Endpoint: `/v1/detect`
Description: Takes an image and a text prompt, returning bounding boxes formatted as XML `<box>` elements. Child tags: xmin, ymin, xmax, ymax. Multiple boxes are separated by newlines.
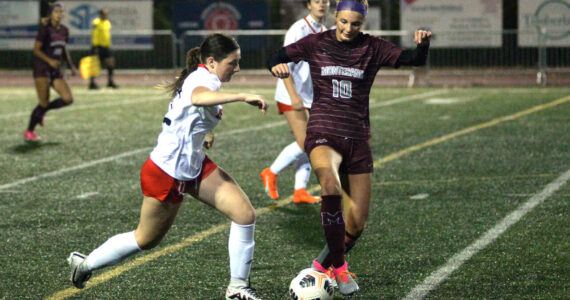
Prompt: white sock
<box><xmin>84</xmin><ymin>230</ymin><xmax>142</xmax><ymax>271</ymax></box>
<box><xmin>270</xmin><ymin>142</ymin><xmax>304</xmax><ymax>175</ymax></box>
<box><xmin>294</xmin><ymin>154</ymin><xmax>311</xmax><ymax>190</ymax></box>
<box><xmin>228</xmin><ymin>222</ymin><xmax>255</xmax><ymax>287</ymax></box>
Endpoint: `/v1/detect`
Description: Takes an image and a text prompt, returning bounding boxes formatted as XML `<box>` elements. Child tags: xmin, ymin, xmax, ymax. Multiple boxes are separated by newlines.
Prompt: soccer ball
<box><xmin>289</xmin><ymin>268</ymin><xmax>334</xmax><ymax>300</ymax></box>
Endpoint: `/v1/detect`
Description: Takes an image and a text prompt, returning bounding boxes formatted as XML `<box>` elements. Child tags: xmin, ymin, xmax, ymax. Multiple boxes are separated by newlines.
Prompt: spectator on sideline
<box><xmin>259</xmin><ymin>0</ymin><xmax>330</xmax><ymax>204</ymax></box>
<box><xmin>89</xmin><ymin>8</ymin><xmax>118</xmax><ymax>89</ymax></box>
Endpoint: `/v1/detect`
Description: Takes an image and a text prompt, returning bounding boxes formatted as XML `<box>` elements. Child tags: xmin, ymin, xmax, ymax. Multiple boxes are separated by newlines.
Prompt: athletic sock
<box><xmin>294</xmin><ymin>154</ymin><xmax>311</xmax><ymax>190</ymax></box>
<box><xmin>27</xmin><ymin>105</ymin><xmax>46</xmax><ymax>131</ymax></box>
<box><xmin>317</xmin><ymin>232</ymin><xmax>360</xmax><ymax>269</ymax></box>
<box><xmin>270</xmin><ymin>141</ymin><xmax>304</xmax><ymax>175</ymax></box>
<box><xmin>228</xmin><ymin>222</ymin><xmax>255</xmax><ymax>287</ymax></box>
<box><xmin>84</xmin><ymin>231</ymin><xmax>142</xmax><ymax>271</ymax></box>
<box><xmin>108</xmin><ymin>68</ymin><xmax>114</xmax><ymax>84</ymax></box>
<box><xmin>47</xmin><ymin>98</ymin><xmax>70</xmax><ymax>110</ymax></box>
<box><xmin>321</xmin><ymin>195</ymin><xmax>345</xmax><ymax>268</ymax></box>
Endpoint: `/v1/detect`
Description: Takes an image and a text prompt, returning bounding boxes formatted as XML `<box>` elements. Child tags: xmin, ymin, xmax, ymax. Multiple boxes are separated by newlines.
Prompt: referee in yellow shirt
<box><xmin>89</xmin><ymin>9</ymin><xmax>118</xmax><ymax>89</ymax></box>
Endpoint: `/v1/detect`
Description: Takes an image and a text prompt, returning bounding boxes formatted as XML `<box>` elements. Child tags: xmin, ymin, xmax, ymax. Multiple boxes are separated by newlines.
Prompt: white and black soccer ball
<box><xmin>289</xmin><ymin>268</ymin><xmax>334</xmax><ymax>300</ymax></box>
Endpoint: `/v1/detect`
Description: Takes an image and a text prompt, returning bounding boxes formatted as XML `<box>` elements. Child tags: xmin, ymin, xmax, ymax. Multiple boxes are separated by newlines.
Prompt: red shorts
<box><xmin>277</xmin><ymin>102</ymin><xmax>309</xmax><ymax>114</ymax></box>
<box><xmin>140</xmin><ymin>156</ymin><xmax>218</xmax><ymax>203</ymax></box>
<box><xmin>304</xmin><ymin>132</ymin><xmax>373</xmax><ymax>174</ymax></box>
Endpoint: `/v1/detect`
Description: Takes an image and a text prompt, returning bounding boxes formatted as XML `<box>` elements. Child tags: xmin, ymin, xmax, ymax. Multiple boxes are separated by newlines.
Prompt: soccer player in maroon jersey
<box><xmin>25</xmin><ymin>2</ymin><xmax>78</xmax><ymax>141</ymax></box>
<box><xmin>267</xmin><ymin>0</ymin><xmax>431</xmax><ymax>295</ymax></box>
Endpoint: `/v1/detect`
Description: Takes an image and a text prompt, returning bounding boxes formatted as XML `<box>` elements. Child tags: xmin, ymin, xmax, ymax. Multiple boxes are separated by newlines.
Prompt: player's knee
<box><xmin>319</xmin><ymin>176</ymin><xmax>341</xmax><ymax>195</ymax></box>
<box><xmin>232</xmin><ymin>201</ymin><xmax>256</xmax><ymax>225</ymax></box>
<box><xmin>63</xmin><ymin>97</ymin><xmax>74</xmax><ymax>105</ymax></box>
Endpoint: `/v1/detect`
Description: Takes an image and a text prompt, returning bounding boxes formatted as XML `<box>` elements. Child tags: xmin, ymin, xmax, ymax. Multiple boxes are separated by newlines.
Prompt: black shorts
<box><xmin>91</xmin><ymin>46</ymin><xmax>113</xmax><ymax>61</ymax></box>
<box><xmin>33</xmin><ymin>61</ymin><xmax>63</xmax><ymax>81</ymax></box>
<box><xmin>304</xmin><ymin>132</ymin><xmax>373</xmax><ymax>174</ymax></box>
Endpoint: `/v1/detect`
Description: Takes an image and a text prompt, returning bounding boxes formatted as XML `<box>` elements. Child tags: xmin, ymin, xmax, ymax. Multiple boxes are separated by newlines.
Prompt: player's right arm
<box><xmin>33</xmin><ymin>41</ymin><xmax>59</xmax><ymax>69</ymax></box>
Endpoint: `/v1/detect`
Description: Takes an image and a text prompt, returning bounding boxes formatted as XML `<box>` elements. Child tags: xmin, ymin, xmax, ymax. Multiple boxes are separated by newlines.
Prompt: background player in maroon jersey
<box><xmin>26</xmin><ymin>2</ymin><xmax>77</xmax><ymax>141</ymax></box>
<box><xmin>267</xmin><ymin>0</ymin><xmax>431</xmax><ymax>295</ymax></box>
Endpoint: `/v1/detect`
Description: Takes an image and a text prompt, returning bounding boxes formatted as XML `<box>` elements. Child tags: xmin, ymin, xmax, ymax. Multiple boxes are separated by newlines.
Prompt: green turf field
<box><xmin>0</xmin><ymin>86</ymin><xmax>568</xmax><ymax>299</ymax></box>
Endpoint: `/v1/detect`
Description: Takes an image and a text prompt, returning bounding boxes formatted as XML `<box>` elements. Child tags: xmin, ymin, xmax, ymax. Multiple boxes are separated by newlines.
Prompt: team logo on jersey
<box><xmin>315</xmin><ymin>138</ymin><xmax>328</xmax><ymax>144</ymax></box>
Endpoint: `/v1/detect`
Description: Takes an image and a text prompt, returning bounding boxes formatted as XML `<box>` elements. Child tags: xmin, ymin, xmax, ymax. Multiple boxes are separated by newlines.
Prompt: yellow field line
<box><xmin>45</xmin><ymin>94</ymin><xmax>569</xmax><ymax>300</ymax></box>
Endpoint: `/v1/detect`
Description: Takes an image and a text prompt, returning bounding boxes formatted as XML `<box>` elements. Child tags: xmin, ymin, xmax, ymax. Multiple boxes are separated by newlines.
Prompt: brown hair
<box><xmin>167</xmin><ymin>33</ymin><xmax>239</xmax><ymax>98</ymax></box>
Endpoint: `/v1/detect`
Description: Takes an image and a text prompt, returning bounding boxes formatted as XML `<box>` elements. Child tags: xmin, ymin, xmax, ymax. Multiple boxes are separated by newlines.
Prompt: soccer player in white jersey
<box><xmin>67</xmin><ymin>33</ymin><xmax>268</xmax><ymax>300</ymax></box>
<box><xmin>260</xmin><ymin>0</ymin><xmax>329</xmax><ymax>204</ymax></box>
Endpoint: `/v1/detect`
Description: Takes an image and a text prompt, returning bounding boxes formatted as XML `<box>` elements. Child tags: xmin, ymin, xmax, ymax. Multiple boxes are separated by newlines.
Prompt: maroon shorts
<box><xmin>304</xmin><ymin>132</ymin><xmax>373</xmax><ymax>174</ymax></box>
<box><xmin>33</xmin><ymin>62</ymin><xmax>63</xmax><ymax>81</ymax></box>
<box><xmin>140</xmin><ymin>156</ymin><xmax>218</xmax><ymax>203</ymax></box>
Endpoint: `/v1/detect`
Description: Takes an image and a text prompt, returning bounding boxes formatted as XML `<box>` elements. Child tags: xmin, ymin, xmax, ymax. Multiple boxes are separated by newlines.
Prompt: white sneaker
<box><xmin>67</xmin><ymin>252</ymin><xmax>92</xmax><ymax>289</ymax></box>
<box><xmin>336</xmin><ymin>270</ymin><xmax>359</xmax><ymax>296</ymax></box>
<box><xmin>225</xmin><ymin>285</ymin><xmax>263</xmax><ymax>300</ymax></box>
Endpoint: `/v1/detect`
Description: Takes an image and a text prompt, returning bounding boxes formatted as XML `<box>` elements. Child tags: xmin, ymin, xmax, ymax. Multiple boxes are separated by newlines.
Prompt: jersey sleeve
<box><xmin>373</xmin><ymin>37</ymin><xmax>404</xmax><ymax>68</ymax></box>
<box><xmin>35</xmin><ymin>26</ymin><xmax>48</xmax><ymax>44</ymax></box>
<box><xmin>284</xmin><ymin>34</ymin><xmax>315</xmax><ymax>64</ymax></box>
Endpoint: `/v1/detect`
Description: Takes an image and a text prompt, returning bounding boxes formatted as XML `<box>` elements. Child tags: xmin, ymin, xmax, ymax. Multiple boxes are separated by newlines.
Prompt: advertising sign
<box><xmin>59</xmin><ymin>0</ymin><xmax>153</xmax><ymax>50</ymax></box>
<box><xmin>519</xmin><ymin>0</ymin><xmax>570</xmax><ymax>47</ymax></box>
<box><xmin>400</xmin><ymin>0</ymin><xmax>502</xmax><ymax>48</ymax></box>
<box><xmin>0</xmin><ymin>1</ymin><xmax>39</xmax><ymax>50</ymax></box>
<box><xmin>174</xmin><ymin>0</ymin><xmax>269</xmax><ymax>35</ymax></box>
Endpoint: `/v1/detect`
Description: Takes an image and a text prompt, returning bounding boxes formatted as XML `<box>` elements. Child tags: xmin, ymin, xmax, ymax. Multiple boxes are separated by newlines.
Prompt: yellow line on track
<box><xmin>45</xmin><ymin>94</ymin><xmax>569</xmax><ymax>300</ymax></box>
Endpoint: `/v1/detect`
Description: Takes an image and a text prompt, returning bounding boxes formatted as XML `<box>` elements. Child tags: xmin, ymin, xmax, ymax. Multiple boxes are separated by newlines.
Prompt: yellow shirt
<box><xmin>92</xmin><ymin>18</ymin><xmax>112</xmax><ymax>48</ymax></box>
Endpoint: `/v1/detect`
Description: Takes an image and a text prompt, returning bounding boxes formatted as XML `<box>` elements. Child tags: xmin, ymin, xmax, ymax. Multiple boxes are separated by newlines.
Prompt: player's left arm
<box><xmin>396</xmin><ymin>30</ymin><xmax>432</xmax><ymax>67</ymax></box>
<box><xmin>63</xmin><ymin>46</ymin><xmax>78</xmax><ymax>76</ymax></box>
<box><xmin>267</xmin><ymin>47</ymin><xmax>292</xmax><ymax>78</ymax></box>
<box><xmin>203</xmin><ymin>131</ymin><xmax>214</xmax><ymax>149</ymax></box>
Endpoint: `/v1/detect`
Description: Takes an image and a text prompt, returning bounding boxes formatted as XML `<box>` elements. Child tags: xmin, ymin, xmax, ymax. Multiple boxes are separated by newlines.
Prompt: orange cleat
<box><xmin>260</xmin><ymin>168</ymin><xmax>279</xmax><ymax>200</ymax></box>
<box><xmin>293</xmin><ymin>188</ymin><xmax>321</xmax><ymax>204</ymax></box>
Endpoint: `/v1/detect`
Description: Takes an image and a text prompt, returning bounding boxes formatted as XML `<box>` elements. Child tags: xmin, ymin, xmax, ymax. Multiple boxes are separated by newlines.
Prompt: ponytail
<box><xmin>166</xmin><ymin>47</ymin><xmax>201</xmax><ymax>98</ymax></box>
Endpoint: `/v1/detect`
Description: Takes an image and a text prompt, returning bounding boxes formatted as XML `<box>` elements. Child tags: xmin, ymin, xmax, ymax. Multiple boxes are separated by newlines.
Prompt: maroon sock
<box><xmin>321</xmin><ymin>195</ymin><xmax>345</xmax><ymax>268</ymax></box>
<box><xmin>47</xmin><ymin>98</ymin><xmax>70</xmax><ymax>110</ymax></box>
<box><xmin>27</xmin><ymin>105</ymin><xmax>46</xmax><ymax>131</ymax></box>
<box><xmin>319</xmin><ymin>231</ymin><xmax>360</xmax><ymax>268</ymax></box>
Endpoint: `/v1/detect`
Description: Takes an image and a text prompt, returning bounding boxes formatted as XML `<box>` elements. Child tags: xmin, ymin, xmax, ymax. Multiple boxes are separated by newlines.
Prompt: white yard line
<box><xmin>402</xmin><ymin>168</ymin><xmax>570</xmax><ymax>300</ymax></box>
<box><xmin>0</xmin><ymin>91</ymin><xmax>445</xmax><ymax>191</ymax></box>
<box><xmin>370</xmin><ymin>89</ymin><xmax>448</xmax><ymax>108</ymax></box>
<box><xmin>0</xmin><ymin>95</ymin><xmax>166</xmax><ymax>120</ymax></box>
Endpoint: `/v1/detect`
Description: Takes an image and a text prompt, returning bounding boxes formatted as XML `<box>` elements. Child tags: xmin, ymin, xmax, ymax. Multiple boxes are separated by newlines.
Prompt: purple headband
<box><xmin>337</xmin><ymin>0</ymin><xmax>367</xmax><ymax>16</ymax></box>
<box><xmin>49</xmin><ymin>3</ymin><xmax>64</xmax><ymax>14</ymax></box>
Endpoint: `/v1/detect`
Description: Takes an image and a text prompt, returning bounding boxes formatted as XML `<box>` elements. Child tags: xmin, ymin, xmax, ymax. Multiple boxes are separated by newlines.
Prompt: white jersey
<box><xmin>275</xmin><ymin>14</ymin><xmax>326</xmax><ymax>108</ymax></box>
<box><xmin>150</xmin><ymin>66</ymin><xmax>222</xmax><ymax>181</ymax></box>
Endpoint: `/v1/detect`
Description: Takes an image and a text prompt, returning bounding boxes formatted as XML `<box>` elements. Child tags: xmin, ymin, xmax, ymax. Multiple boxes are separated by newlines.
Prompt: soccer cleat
<box><xmin>67</xmin><ymin>252</ymin><xmax>92</xmax><ymax>289</ymax></box>
<box><xmin>225</xmin><ymin>285</ymin><xmax>263</xmax><ymax>300</ymax></box>
<box><xmin>313</xmin><ymin>259</ymin><xmax>337</xmax><ymax>289</ymax></box>
<box><xmin>333</xmin><ymin>262</ymin><xmax>359</xmax><ymax>296</ymax></box>
<box><xmin>24</xmin><ymin>130</ymin><xmax>41</xmax><ymax>142</ymax></box>
<box><xmin>88</xmin><ymin>82</ymin><xmax>99</xmax><ymax>90</ymax></box>
<box><xmin>293</xmin><ymin>188</ymin><xmax>321</xmax><ymax>204</ymax></box>
<box><xmin>107</xmin><ymin>82</ymin><xmax>119</xmax><ymax>89</ymax></box>
<box><xmin>259</xmin><ymin>168</ymin><xmax>279</xmax><ymax>200</ymax></box>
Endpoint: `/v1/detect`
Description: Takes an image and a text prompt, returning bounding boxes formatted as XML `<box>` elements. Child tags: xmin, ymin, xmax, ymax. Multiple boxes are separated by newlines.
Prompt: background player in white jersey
<box><xmin>67</xmin><ymin>33</ymin><xmax>267</xmax><ymax>300</ymax></box>
<box><xmin>260</xmin><ymin>0</ymin><xmax>329</xmax><ymax>204</ymax></box>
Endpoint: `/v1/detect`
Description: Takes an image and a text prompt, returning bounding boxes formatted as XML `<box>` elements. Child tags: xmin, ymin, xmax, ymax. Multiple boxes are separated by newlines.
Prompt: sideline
<box><xmin>45</xmin><ymin>94</ymin><xmax>569</xmax><ymax>299</ymax></box>
<box><xmin>402</xmin><ymin>168</ymin><xmax>570</xmax><ymax>300</ymax></box>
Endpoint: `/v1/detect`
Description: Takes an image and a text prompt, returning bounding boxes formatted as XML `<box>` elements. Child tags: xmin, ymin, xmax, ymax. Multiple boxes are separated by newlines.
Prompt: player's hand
<box><xmin>414</xmin><ymin>30</ymin><xmax>432</xmax><ymax>47</ymax></box>
<box><xmin>48</xmin><ymin>59</ymin><xmax>60</xmax><ymax>69</ymax></box>
<box><xmin>271</xmin><ymin>63</ymin><xmax>290</xmax><ymax>78</ymax></box>
<box><xmin>203</xmin><ymin>131</ymin><xmax>214</xmax><ymax>149</ymax></box>
<box><xmin>242</xmin><ymin>94</ymin><xmax>268</xmax><ymax>114</ymax></box>
<box><xmin>291</xmin><ymin>96</ymin><xmax>304</xmax><ymax>111</ymax></box>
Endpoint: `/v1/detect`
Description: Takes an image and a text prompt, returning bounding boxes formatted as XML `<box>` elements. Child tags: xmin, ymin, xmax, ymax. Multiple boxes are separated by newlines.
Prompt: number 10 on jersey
<box><xmin>332</xmin><ymin>79</ymin><xmax>352</xmax><ymax>99</ymax></box>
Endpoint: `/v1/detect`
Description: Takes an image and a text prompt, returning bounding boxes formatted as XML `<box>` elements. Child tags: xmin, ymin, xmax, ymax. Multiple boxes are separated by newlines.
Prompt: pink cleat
<box><xmin>24</xmin><ymin>130</ymin><xmax>41</xmax><ymax>141</ymax></box>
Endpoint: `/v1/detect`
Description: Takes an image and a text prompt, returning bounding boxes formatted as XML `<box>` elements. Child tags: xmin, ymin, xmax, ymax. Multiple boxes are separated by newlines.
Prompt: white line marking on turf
<box><xmin>0</xmin><ymin>90</ymin><xmax>447</xmax><ymax>191</ymax></box>
<box><xmin>76</xmin><ymin>192</ymin><xmax>99</xmax><ymax>199</ymax></box>
<box><xmin>370</xmin><ymin>89</ymin><xmax>448</xmax><ymax>108</ymax></box>
<box><xmin>409</xmin><ymin>193</ymin><xmax>429</xmax><ymax>200</ymax></box>
<box><xmin>403</xmin><ymin>168</ymin><xmax>570</xmax><ymax>300</ymax></box>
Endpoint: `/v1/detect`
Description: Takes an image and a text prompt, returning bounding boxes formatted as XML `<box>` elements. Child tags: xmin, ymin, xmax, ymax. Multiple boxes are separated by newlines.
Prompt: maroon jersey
<box><xmin>35</xmin><ymin>23</ymin><xmax>69</xmax><ymax>63</ymax></box>
<box><xmin>285</xmin><ymin>30</ymin><xmax>403</xmax><ymax>140</ymax></box>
